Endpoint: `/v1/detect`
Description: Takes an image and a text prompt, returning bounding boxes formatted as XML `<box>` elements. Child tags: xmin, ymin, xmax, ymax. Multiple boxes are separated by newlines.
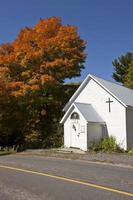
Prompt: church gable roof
<box><xmin>74</xmin><ymin>103</ymin><xmax>104</xmax><ymax>123</ymax></box>
<box><xmin>60</xmin><ymin>102</ymin><xmax>104</xmax><ymax>123</ymax></box>
<box><xmin>63</xmin><ymin>74</ymin><xmax>133</xmax><ymax>112</ymax></box>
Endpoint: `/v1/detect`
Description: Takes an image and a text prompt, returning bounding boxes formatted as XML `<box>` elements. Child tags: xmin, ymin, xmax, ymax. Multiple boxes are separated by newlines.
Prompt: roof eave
<box><xmin>87</xmin><ymin>121</ymin><xmax>106</xmax><ymax>124</ymax></box>
<box><xmin>63</xmin><ymin>74</ymin><xmax>91</xmax><ymax>112</ymax></box>
<box><xmin>60</xmin><ymin>104</ymin><xmax>74</xmax><ymax>124</ymax></box>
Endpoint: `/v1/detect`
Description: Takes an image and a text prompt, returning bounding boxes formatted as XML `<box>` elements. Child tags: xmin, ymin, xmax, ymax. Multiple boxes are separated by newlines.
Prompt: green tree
<box><xmin>0</xmin><ymin>97</ymin><xmax>28</xmax><ymax>147</ymax></box>
<box><xmin>112</xmin><ymin>52</ymin><xmax>133</xmax><ymax>85</ymax></box>
<box><xmin>124</xmin><ymin>61</ymin><xmax>133</xmax><ymax>89</ymax></box>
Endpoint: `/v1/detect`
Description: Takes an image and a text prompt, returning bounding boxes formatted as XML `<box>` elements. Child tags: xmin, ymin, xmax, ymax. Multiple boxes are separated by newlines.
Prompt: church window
<box><xmin>70</xmin><ymin>112</ymin><xmax>80</xmax><ymax>120</ymax></box>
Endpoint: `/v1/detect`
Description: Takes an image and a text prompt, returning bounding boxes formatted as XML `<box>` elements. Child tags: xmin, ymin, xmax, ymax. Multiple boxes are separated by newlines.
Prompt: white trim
<box><xmin>60</xmin><ymin>103</ymin><xmax>87</xmax><ymax>124</ymax></box>
<box><xmin>63</xmin><ymin>74</ymin><xmax>90</xmax><ymax>111</ymax></box>
<box><xmin>60</xmin><ymin>105</ymin><xmax>74</xmax><ymax>124</ymax></box>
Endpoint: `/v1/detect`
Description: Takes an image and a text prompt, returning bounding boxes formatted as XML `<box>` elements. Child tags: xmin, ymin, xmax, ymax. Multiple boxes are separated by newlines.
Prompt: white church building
<box><xmin>60</xmin><ymin>74</ymin><xmax>133</xmax><ymax>151</ymax></box>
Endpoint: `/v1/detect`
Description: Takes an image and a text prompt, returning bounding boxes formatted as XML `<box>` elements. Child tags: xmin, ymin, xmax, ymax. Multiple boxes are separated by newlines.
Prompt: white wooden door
<box><xmin>71</xmin><ymin>122</ymin><xmax>80</xmax><ymax>148</ymax></box>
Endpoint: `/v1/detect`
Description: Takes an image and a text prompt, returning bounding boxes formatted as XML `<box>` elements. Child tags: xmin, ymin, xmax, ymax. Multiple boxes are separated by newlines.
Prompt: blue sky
<box><xmin>0</xmin><ymin>0</ymin><xmax>133</xmax><ymax>82</ymax></box>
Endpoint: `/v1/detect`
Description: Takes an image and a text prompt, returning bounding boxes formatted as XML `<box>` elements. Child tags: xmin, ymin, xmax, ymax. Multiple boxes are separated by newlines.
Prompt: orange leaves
<box><xmin>0</xmin><ymin>67</ymin><xmax>10</xmax><ymax>76</ymax></box>
<box><xmin>0</xmin><ymin>17</ymin><xmax>86</xmax><ymax>98</ymax></box>
<box><xmin>30</xmin><ymin>84</ymin><xmax>40</xmax><ymax>91</ymax></box>
<box><xmin>0</xmin><ymin>43</ymin><xmax>14</xmax><ymax>55</ymax></box>
<box><xmin>10</xmin><ymin>90</ymin><xmax>24</xmax><ymax>97</ymax></box>
<box><xmin>8</xmin><ymin>81</ymin><xmax>25</xmax><ymax>97</ymax></box>
<box><xmin>8</xmin><ymin>81</ymin><xmax>24</xmax><ymax>90</ymax></box>
<box><xmin>8</xmin><ymin>82</ymin><xmax>40</xmax><ymax>97</ymax></box>
<box><xmin>0</xmin><ymin>43</ymin><xmax>15</xmax><ymax>65</ymax></box>
<box><xmin>35</xmin><ymin>17</ymin><xmax>61</xmax><ymax>37</ymax></box>
<box><xmin>28</xmin><ymin>77</ymin><xmax>38</xmax><ymax>85</ymax></box>
<box><xmin>40</xmin><ymin>75</ymin><xmax>57</xmax><ymax>85</ymax></box>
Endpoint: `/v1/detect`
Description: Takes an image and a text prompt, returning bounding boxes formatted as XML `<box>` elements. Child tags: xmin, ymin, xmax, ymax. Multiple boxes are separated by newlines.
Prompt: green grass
<box><xmin>0</xmin><ymin>149</ymin><xmax>16</xmax><ymax>156</ymax></box>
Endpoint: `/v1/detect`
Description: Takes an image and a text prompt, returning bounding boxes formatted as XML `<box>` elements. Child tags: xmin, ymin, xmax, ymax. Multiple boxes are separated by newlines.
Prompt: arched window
<box><xmin>70</xmin><ymin>112</ymin><xmax>80</xmax><ymax>120</ymax></box>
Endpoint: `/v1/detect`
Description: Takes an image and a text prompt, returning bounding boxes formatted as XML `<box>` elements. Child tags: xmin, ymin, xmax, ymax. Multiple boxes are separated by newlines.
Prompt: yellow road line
<box><xmin>0</xmin><ymin>164</ymin><xmax>133</xmax><ymax>197</ymax></box>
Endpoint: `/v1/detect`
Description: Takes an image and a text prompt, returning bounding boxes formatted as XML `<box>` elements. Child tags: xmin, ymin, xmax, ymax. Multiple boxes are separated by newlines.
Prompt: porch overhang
<box><xmin>60</xmin><ymin>102</ymin><xmax>105</xmax><ymax>124</ymax></box>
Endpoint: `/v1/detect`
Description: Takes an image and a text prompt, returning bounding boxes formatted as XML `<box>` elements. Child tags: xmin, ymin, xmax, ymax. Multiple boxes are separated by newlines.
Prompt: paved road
<box><xmin>0</xmin><ymin>154</ymin><xmax>132</xmax><ymax>200</ymax></box>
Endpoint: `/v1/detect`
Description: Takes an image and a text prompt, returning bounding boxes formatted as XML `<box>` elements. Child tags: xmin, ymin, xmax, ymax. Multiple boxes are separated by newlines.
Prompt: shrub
<box><xmin>128</xmin><ymin>148</ymin><xmax>133</xmax><ymax>155</ymax></box>
<box><xmin>90</xmin><ymin>136</ymin><xmax>123</xmax><ymax>152</ymax></box>
<box><xmin>42</xmin><ymin>125</ymin><xmax>63</xmax><ymax>148</ymax></box>
<box><xmin>24</xmin><ymin>125</ymin><xmax>63</xmax><ymax>149</ymax></box>
<box><xmin>24</xmin><ymin>130</ymin><xmax>42</xmax><ymax>149</ymax></box>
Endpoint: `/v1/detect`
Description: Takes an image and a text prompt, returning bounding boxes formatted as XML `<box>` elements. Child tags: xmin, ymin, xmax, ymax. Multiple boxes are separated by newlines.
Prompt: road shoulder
<box><xmin>18</xmin><ymin>149</ymin><xmax>133</xmax><ymax>168</ymax></box>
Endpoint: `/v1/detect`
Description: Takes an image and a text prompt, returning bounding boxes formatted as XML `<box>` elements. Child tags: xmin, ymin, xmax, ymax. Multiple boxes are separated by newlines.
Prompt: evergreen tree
<box><xmin>112</xmin><ymin>52</ymin><xmax>133</xmax><ymax>85</ymax></box>
<box><xmin>124</xmin><ymin>61</ymin><xmax>133</xmax><ymax>89</ymax></box>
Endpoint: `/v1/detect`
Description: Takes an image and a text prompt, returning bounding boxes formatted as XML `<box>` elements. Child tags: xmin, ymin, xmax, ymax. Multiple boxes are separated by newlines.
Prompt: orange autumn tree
<box><xmin>0</xmin><ymin>17</ymin><xmax>86</xmax><ymax>97</ymax></box>
<box><xmin>0</xmin><ymin>17</ymin><xmax>86</xmax><ymax>148</ymax></box>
